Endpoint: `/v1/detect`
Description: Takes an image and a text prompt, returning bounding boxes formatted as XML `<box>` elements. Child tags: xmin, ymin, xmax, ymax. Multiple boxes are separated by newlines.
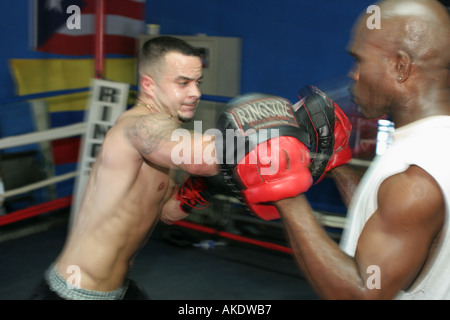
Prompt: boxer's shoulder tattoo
<box><xmin>127</xmin><ymin>114</ymin><xmax>177</xmax><ymax>156</ymax></box>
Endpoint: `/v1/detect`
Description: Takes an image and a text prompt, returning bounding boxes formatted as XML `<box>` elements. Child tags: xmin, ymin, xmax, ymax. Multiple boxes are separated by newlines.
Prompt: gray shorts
<box><xmin>45</xmin><ymin>265</ymin><xmax>128</xmax><ymax>300</ymax></box>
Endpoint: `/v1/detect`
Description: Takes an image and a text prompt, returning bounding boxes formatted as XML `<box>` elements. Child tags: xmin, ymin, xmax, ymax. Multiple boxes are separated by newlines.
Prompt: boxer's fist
<box><xmin>176</xmin><ymin>174</ymin><xmax>232</xmax><ymax>213</ymax></box>
<box><xmin>177</xmin><ymin>176</ymin><xmax>212</xmax><ymax>213</ymax></box>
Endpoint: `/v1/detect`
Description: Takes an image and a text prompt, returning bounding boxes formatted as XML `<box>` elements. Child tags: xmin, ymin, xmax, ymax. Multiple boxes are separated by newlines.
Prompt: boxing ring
<box><xmin>0</xmin><ymin>0</ymin><xmax>361</xmax><ymax>252</ymax></box>
<box><xmin>0</xmin><ymin>82</ymin><xmax>354</xmax><ymax>254</ymax></box>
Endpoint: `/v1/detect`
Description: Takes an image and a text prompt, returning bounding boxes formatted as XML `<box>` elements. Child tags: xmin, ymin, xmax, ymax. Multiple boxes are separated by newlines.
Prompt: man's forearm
<box><xmin>328</xmin><ymin>164</ymin><xmax>362</xmax><ymax>208</ymax></box>
<box><xmin>276</xmin><ymin>195</ymin><xmax>365</xmax><ymax>299</ymax></box>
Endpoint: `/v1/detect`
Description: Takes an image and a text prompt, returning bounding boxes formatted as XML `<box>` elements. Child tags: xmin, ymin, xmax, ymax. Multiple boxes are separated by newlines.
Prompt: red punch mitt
<box><xmin>236</xmin><ymin>136</ymin><xmax>312</xmax><ymax>220</ymax></box>
<box><xmin>294</xmin><ymin>85</ymin><xmax>352</xmax><ymax>184</ymax></box>
<box><xmin>215</xmin><ymin>93</ymin><xmax>313</xmax><ymax>220</ymax></box>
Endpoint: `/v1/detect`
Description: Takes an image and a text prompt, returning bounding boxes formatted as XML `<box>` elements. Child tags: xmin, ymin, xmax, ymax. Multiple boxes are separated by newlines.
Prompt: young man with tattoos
<box><xmin>30</xmin><ymin>36</ymin><xmax>219</xmax><ymax>300</ymax></box>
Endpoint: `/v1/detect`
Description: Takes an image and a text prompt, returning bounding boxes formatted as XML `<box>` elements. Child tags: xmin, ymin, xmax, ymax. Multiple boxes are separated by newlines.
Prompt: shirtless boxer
<box><xmin>30</xmin><ymin>36</ymin><xmax>219</xmax><ymax>300</ymax></box>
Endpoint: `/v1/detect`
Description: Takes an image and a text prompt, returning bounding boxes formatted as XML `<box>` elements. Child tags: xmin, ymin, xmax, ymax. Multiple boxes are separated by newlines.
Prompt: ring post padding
<box><xmin>70</xmin><ymin>79</ymin><xmax>130</xmax><ymax>226</ymax></box>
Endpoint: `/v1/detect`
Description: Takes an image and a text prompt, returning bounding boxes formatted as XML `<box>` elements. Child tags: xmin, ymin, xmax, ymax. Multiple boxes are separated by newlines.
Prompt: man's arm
<box><xmin>126</xmin><ymin>114</ymin><xmax>219</xmax><ymax>176</ymax></box>
<box><xmin>275</xmin><ymin>165</ymin><xmax>445</xmax><ymax>299</ymax></box>
<box><xmin>328</xmin><ymin>164</ymin><xmax>362</xmax><ymax>208</ymax></box>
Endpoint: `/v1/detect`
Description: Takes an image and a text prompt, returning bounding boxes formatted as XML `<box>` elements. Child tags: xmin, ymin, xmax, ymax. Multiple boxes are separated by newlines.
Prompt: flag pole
<box><xmin>95</xmin><ymin>0</ymin><xmax>105</xmax><ymax>79</ymax></box>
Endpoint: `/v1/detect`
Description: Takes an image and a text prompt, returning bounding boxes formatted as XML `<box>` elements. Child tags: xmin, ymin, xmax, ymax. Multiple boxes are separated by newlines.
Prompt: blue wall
<box><xmin>146</xmin><ymin>0</ymin><xmax>374</xmax><ymax>102</ymax></box>
<box><xmin>0</xmin><ymin>0</ymin><xmax>374</xmax><ymax>102</ymax></box>
<box><xmin>145</xmin><ymin>0</ymin><xmax>375</xmax><ymax>214</ymax></box>
<box><xmin>0</xmin><ymin>0</ymin><xmax>375</xmax><ymax>213</ymax></box>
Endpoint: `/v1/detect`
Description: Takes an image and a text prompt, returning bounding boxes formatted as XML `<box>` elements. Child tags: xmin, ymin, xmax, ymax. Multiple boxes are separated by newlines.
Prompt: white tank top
<box><xmin>340</xmin><ymin>116</ymin><xmax>450</xmax><ymax>299</ymax></box>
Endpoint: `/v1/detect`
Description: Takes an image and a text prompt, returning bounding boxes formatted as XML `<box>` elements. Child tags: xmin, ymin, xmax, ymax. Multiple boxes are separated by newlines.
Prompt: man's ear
<box><xmin>140</xmin><ymin>74</ymin><xmax>155</xmax><ymax>95</ymax></box>
<box><xmin>396</xmin><ymin>50</ymin><xmax>412</xmax><ymax>83</ymax></box>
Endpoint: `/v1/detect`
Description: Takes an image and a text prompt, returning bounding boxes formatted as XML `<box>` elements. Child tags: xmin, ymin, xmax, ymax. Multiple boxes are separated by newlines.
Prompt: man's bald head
<box><xmin>348</xmin><ymin>0</ymin><xmax>450</xmax><ymax>126</ymax></box>
<box><xmin>356</xmin><ymin>0</ymin><xmax>450</xmax><ymax>68</ymax></box>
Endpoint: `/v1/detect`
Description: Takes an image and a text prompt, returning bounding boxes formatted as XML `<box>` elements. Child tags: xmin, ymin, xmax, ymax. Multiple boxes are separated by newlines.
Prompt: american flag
<box><xmin>33</xmin><ymin>0</ymin><xmax>146</xmax><ymax>56</ymax></box>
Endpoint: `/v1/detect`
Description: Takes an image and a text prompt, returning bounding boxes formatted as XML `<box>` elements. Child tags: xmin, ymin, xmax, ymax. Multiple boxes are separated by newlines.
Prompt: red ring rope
<box><xmin>174</xmin><ymin>220</ymin><xmax>292</xmax><ymax>254</ymax></box>
<box><xmin>0</xmin><ymin>196</ymin><xmax>72</xmax><ymax>226</ymax></box>
<box><xmin>0</xmin><ymin>197</ymin><xmax>292</xmax><ymax>254</ymax></box>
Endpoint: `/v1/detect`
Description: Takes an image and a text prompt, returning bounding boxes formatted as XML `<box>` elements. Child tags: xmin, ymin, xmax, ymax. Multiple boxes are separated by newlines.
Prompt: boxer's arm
<box><xmin>126</xmin><ymin>114</ymin><xmax>219</xmax><ymax>176</ymax></box>
<box><xmin>328</xmin><ymin>164</ymin><xmax>361</xmax><ymax>208</ymax></box>
<box><xmin>275</xmin><ymin>165</ymin><xmax>445</xmax><ymax>299</ymax></box>
<box><xmin>169</xmin><ymin>131</ymin><xmax>219</xmax><ymax>176</ymax></box>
